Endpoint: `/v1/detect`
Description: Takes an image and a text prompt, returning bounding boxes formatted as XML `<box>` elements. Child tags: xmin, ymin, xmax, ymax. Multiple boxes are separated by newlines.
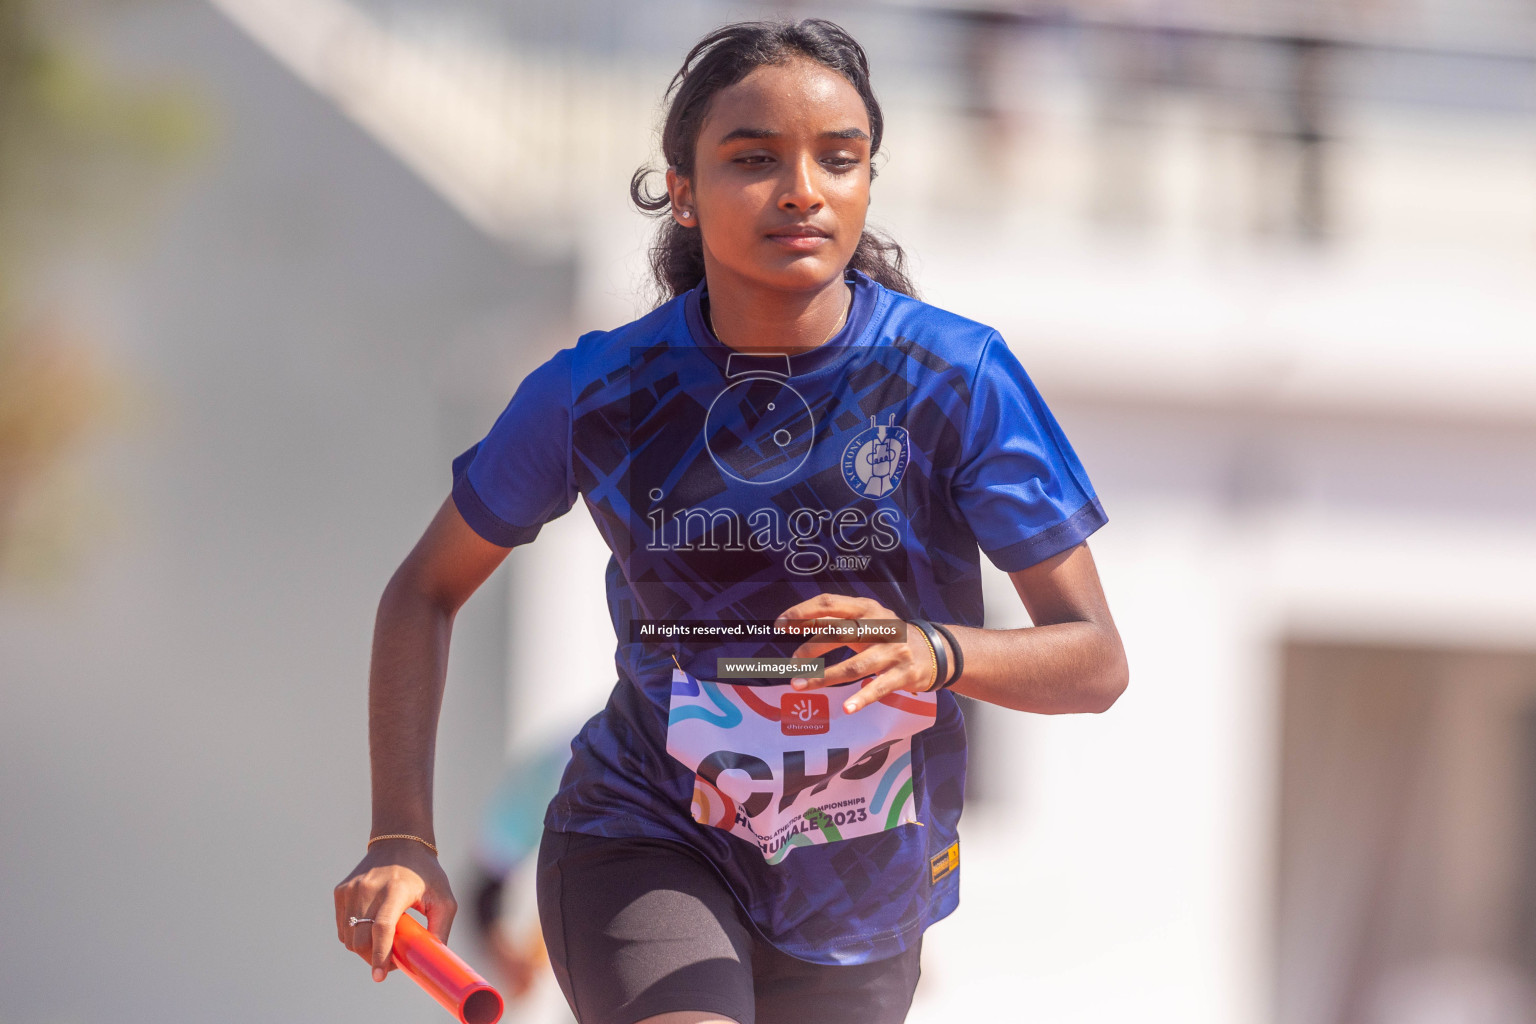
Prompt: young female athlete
<box><xmin>334</xmin><ymin>18</ymin><xmax>1127</xmax><ymax>1024</ymax></box>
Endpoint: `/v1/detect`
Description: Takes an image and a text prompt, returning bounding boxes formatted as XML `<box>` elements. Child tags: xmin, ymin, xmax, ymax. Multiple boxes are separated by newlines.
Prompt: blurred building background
<box><xmin>1</xmin><ymin>0</ymin><xmax>1534</xmax><ymax>1022</ymax></box>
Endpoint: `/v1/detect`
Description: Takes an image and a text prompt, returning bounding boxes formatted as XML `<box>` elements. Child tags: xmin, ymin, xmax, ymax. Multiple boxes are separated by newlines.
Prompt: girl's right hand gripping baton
<box><xmin>390</xmin><ymin>911</ymin><xmax>505</xmax><ymax>1024</ymax></box>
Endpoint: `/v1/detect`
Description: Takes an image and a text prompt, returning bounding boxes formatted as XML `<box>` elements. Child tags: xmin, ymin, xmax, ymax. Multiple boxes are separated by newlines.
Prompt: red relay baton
<box><xmin>389</xmin><ymin>911</ymin><xmax>504</xmax><ymax>1024</ymax></box>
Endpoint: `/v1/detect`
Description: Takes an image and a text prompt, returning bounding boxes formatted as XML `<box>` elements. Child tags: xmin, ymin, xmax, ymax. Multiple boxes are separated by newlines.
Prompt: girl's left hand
<box><xmin>773</xmin><ymin>593</ymin><xmax>940</xmax><ymax>714</ymax></box>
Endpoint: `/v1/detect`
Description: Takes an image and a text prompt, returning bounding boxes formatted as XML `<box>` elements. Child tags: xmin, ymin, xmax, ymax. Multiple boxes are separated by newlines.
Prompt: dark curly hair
<box><xmin>630</xmin><ymin>18</ymin><xmax>917</xmax><ymax>305</ymax></box>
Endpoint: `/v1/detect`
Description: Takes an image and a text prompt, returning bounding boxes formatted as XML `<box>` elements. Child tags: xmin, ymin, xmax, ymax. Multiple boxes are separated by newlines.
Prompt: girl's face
<box><xmin>668</xmin><ymin>57</ymin><xmax>873</xmax><ymax>294</ymax></box>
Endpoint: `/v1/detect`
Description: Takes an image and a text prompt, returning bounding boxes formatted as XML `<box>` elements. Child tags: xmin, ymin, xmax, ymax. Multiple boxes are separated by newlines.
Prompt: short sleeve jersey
<box><xmin>451</xmin><ymin>268</ymin><xmax>1106</xmax><ymax>965</ymax></box>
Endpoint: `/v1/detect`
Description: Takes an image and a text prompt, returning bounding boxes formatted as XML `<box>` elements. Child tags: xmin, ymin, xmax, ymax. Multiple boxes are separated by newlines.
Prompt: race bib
<box><xmin>665</xmin><ymin>668</ymin><xmax>938</xmax><ymax>864</ymax></box>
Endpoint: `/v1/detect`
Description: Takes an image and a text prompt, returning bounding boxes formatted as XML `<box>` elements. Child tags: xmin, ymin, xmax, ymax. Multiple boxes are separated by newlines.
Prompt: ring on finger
<box><xmin>349</xmin><ymin>916</ymin><xmax>374</xmax><ymax>926</ymax></box>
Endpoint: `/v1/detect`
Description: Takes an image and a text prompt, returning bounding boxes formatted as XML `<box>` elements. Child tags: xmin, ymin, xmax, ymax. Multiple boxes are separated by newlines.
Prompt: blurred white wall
<box><xmin>0</xmin><ymin>1</ymin><xmax>575</xmax><ymax>1021</ymax></box>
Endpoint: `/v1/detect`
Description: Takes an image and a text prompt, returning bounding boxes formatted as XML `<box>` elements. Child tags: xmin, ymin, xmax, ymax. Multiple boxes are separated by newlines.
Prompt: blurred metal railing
<box><xmin>211</xmin><ymin>0</ymin><xmax>1536</xmax><ymax>252</ymax></box>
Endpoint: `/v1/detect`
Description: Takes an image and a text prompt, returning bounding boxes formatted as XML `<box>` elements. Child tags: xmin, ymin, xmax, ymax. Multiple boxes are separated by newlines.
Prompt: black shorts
<box><xmin>536</xmin><ymin>829</ymin><xmax>923</xmax><ymax>1024</ymax></box>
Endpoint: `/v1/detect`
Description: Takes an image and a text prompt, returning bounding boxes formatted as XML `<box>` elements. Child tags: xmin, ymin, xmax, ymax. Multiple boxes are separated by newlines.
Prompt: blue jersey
<box><xmin>450</xmin><ymin>268</ymin><xmax>1105</xmax><ymax>965</ymax></box>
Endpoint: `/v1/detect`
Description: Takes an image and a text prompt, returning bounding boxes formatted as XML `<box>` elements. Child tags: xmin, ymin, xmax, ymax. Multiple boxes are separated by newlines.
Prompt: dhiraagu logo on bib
<box><xmin>664</xmin><ymin>667</ymin><xmax>936</xmax><ymax>863</ymax></box>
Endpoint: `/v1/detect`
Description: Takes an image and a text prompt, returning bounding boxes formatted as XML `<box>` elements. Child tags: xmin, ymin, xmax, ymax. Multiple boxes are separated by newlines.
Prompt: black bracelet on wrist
<box><xmin>929</xmin><ymin>622</ymin><xmax>964</xmax><ymax>688</ymax></box>
<box><xmin>908</xmin><ymin>618</ymin><xmax>948</xmax><ymax>693</ymax></box>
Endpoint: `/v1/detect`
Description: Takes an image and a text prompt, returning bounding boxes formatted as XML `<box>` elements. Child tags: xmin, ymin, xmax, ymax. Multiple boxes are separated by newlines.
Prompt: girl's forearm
<box><xmin>934</xmin><ymin>620</ymin><xmax>1127</xmax><ymax>714</ymax></box>
<box><xmin>367</xmin><ymin>573</ymin><xmax>455</xmax><ymax>842</ymax></box>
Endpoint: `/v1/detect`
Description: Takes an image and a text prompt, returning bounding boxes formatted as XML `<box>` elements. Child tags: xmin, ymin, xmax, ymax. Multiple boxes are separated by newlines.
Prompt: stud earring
<box><xmin>679</xmin><ymin>210</ymin><xmax>691</xmax><ymax>219</ymax></box>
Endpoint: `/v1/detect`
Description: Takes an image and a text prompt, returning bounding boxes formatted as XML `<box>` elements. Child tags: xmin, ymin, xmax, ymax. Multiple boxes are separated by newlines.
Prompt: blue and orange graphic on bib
<box><xmin>665</xmin><ymin>667</ymin><xmax>937</xmax><ymax>864</ymax></box>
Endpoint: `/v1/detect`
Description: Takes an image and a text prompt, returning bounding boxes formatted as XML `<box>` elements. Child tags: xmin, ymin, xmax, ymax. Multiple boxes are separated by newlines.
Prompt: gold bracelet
<box><xmin>912</xmin><ymin>625</ymin><xmax>940</xmax><ymax>693</ymax></box>
<box><xmin>368</xmin><ymin>833</ymin><xmax>438</xmax><ymax>855</ymax></box>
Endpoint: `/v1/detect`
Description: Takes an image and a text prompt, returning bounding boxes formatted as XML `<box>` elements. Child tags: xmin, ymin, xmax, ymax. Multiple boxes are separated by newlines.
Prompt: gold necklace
<box><xmin>823</xmin><ymin>284</ymin><xmax>852</xmax><ymax>344</ymax></box>
<box><xmin>707</xmin><ymin>282</ymin><xmax>851</xmax><ymax>350</ymax></box>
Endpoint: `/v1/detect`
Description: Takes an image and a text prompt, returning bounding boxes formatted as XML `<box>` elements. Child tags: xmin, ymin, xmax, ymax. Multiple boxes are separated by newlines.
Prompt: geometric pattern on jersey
<box><xmin>451</xmin><ymin>268</ymin><xmax>1107</xmax><ymax>965</ymax></box>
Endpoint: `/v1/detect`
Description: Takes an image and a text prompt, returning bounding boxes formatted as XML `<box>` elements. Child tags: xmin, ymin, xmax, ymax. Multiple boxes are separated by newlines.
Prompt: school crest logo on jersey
<box><xmin>841</xmin><ymin>413</ymin><xmax>909</xmax><ymax>499</ymax></box>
